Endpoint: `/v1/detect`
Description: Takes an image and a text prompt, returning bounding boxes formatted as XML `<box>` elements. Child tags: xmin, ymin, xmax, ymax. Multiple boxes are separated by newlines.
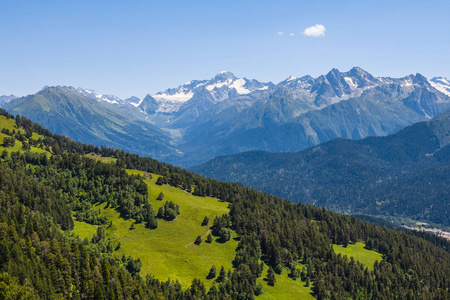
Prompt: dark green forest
<box><xmin>1</xmin><ymin>109</ymin><xmax>449</xmax><ymax>299</ymax></box>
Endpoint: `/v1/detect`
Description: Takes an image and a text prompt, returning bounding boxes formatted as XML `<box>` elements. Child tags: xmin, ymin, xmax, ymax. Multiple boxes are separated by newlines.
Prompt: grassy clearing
<box><xmin>256</xmin><ymin>264</ymin><xmax>314</xmax><ymax>300</ymax></box>
<box><xmin>0</xmin><ymin>134</ymin><xmax>50</xmax><ymax>155</ymax></box>
<box><xmin>0</xmin><ymin>116</ymin><xmax>48</xmax><ymax>154</ymax></box>
<box><xmin>0</xmin><ymin>116</ymin><xmax>16</xmax><ymax>131</ymax></box>
<box><xmin>73</xmin><ymin>171</ymin><xmax>239</xmax><ymax>288</ymax></box>
<box><xmin>332</xmin><ymin>242</ymin><xmax>382</xmax><ymax>270</ymax></box>
<box><xmin>84</xmin><ymin>153</ymin><xmax>117</xmax><ymax>164</ymax></box>
<box><xmin>73</xmin><ymin>220</ymin><xmax>99</xmax><ymax>241</ymax></box>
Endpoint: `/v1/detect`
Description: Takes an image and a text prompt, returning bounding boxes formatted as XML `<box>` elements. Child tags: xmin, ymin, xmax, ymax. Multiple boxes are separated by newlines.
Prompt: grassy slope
<box><xmin>74</xmin><ymin>171</ymin><xmax>240</xmax><ymax>289</ymax></box>
<box><xmin>84</xmin><ymin>153</ymin><xmax>117</xmax><ymax>164</ymax></box>
<box><xmin>0</xmin><ymin>116</ymin><xmax>48</xmax><ymax>154</ymax></box>
<box><xmin>257</xmin><ymin>264</ymin><xmax>314</xmax><ymax>300</ymax></box>
<box><xmin>332</xmin><ymin>242</ymin><xmax>382</xmax><ymax>271</ymax></box>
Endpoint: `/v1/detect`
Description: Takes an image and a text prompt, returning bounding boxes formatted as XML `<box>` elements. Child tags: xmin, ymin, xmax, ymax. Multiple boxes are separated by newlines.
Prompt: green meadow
<box><xmin>74</xmin><ymin>171</ymin><xmax>239</xmax><ymax>289</ymax></box>
<box><xmin>84</xmin><ymin>153</ymin><xmax>117</xmax><ymax>164</ymax></box>
<box><xmin>332</xmin><ymin>242</ymin><xmax>382</xmax><ymax>271</ymax></box>
<box><xmin>256</xmin><ymin>264</ymin><xmax>314</xmax><ymax>300</ymax></box>
<box><xmin>73</xmin><ymin>170</ymin><xmax>319</xmax><ymax>297</ymax></box>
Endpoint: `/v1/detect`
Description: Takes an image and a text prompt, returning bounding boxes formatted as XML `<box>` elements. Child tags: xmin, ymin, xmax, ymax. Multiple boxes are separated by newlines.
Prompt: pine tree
<box><xmin>207</xmin><ymin>265</ymin><xmax>217</xmax><ymax>279</ymax></box>
<box><xmin>157</xmin><ymin>192</ymin><xmax>164</xmax><ymax>201</ymax></box>
<box><xmin>194</xmin><ymin>235</ymin><xmax>202</xmax><ymax>245</ymax></box>
<box><xmin>267</xmin><ymin>266</ymin><xmax>276</xmax><ymax>286</ymax></box>
<box><xmin>155</xmin><ymin>177</ymin><xmax>164</xmax><ymax>185</ymax></box>
<box><xmin>201</xmin><ymin>216</ymin><xmax>209</xmax><ymax>226</ymax></box>
<box><xmin>146</xmin><ymin>216</ymin><xmax>158</xmax><ymax>229</ymax></box>
<box><xmin>216</xmin><ymin>266</ymin><xmax>226</xmax><ymax>283</ymax></box>
<box><xmin>206</xmin><ymin>233</ymin><xmax>213</xmax><ymax>243</ymax></box>
<box><xmin>254</xmin><ymin>282</ymin><xmax>263</xmax><ymax>296</ymax></box>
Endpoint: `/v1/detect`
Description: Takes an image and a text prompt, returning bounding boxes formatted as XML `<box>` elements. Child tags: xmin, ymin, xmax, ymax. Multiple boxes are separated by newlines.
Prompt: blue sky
<box><xmin>0</xmin><ymin>0</ymin><xmax>449</xmax><ymax>98</ymax></box>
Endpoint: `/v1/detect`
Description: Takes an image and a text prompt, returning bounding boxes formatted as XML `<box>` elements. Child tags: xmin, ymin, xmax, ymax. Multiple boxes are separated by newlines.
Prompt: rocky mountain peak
<box><xmin>212</xmin><ymin>71</ymin><xmax>237</xmax><ymax>82</ymax></box>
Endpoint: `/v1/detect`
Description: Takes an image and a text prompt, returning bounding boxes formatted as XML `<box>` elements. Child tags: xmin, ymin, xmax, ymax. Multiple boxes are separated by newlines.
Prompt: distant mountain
<box><xmin>191</xmin><ymin>109</ymin><xmax>450</xmax><ymax>229</ymax></box>
<box><xmin>2</xmin><ymin>68</ymin><xmax>450</xmax><ymax>166</ymax></box>
<box><xmin>170</xmin><ymin>69</ymin><xmax>450</xmax><ymax>166</ymax></box>
<box><xmin>4</xmin><ymin>86</ymin><xmax>175</xmax><ymax>160</ymax></box>
<box><xmin>77</xmin><ymin>87</ymin><xmax>143</xmax><ymax>107</ymax></box>
<box><xmin>141</xmin><ymin>71</ymin><xmax>273</xmax><ymax>115</ymax></box>
<box><xmin>0</xmin><ymin>94</ymin><xmax>17</xmax><ymax>106</ymax></box>
<box><xmin>77</xmin><ymin>87</ymin><xmax>123</xmax><ymax>104</ymax></box>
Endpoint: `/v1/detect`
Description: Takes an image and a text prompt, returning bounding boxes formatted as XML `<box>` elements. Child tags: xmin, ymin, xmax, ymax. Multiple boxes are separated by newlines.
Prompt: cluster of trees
<box><xmin>1</xmin><ymin>136</ymin><xmax>15</xmax><ymax>147</ymax></box>
<box><xmin>1</xmin><ymin>109</ymin><xmax>449</xmax><ymax>299</ymax></box>
<box><xmin>156</xmin><ymin>201</ymin><xmax>180</xmax><ymax>221</ymax></box>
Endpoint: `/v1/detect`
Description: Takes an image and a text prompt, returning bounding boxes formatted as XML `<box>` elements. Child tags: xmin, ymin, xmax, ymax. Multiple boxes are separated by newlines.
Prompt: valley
<box><xmin>192</xmin><ymin>109</ymin><xmax>450</xmax><ymax>231</ymax></box>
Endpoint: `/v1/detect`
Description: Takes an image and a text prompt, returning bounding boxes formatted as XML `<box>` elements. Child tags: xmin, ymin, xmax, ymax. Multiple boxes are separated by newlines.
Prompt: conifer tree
<box><xmin>216</xmin><ymin>266</ymin><xmax>226</xmax><ymax>283</ymax></box>
<box><xmin>267</xmin><ymin>267</ymin><xmax>276</xmax><ymax>286</ymax></box>
<box><xmin>206</xmin><ymin>233</ymin><xmax>213</xmax><ymax>243</ymax></box>
<box><xmin>208</xmin><ymin>265</ymin><xmax>217</xmax><ymax>279</ymax></box>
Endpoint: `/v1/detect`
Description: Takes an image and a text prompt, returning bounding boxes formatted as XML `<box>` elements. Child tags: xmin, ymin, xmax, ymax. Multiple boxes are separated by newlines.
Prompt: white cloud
<box><xmin>277</xmin><ymin>31</ymin><xmax>284</xmax><ymax>35</ymax></box>
<box><xmin>289</xmin><ymin>33</ymin><xmax>295</xmax><ymax>36</ymax></box>
<box><xmin>303</xmin><ymin>24</ymin><xmax>326</xmax><ymax>37</ymax></box>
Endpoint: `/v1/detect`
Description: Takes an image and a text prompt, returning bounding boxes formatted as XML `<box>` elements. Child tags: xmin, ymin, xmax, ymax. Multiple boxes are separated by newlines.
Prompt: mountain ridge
<box><xmin>2</xmin><ymin>68</ymin><xmax>450</xmax><ymax>166</ymax></box>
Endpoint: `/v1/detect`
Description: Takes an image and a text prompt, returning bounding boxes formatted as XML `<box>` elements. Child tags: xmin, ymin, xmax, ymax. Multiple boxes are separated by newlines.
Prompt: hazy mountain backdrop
<box><xmin>3</xmin><ymin>67</ymin><xmax>450</xmax><ymax>166</ymax></box>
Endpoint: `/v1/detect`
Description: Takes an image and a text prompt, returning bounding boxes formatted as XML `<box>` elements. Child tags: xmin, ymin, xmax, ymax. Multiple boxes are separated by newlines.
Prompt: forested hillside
<box><xmin>1</xmin><ymin>109</ymin><xmax>450</xmax><ymax>299</ymax></box>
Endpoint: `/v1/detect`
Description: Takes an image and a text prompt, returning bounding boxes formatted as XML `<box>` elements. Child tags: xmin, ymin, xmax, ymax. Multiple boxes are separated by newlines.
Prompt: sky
<box><xmin>0</xmin><ymin>0</ymin><xmax>449</xmax><ymax>98</ymax></box>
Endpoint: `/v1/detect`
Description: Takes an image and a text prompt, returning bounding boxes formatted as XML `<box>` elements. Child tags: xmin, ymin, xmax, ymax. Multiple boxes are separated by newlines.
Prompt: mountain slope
<box><xmin>191</xmin><ymin>109</ymin><xmax>450</xmax><ymax>229</ymax></box>
<box><xmin>4</xmin><ymin>86</ymin><xmax>176</xmax><ymax>160</ymax></box>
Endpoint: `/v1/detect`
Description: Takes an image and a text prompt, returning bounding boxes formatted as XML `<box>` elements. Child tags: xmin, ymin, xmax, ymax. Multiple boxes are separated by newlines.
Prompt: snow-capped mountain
<box><xmin>77</xmin><ymin>88</ymin><xmax>123</xmax><ymax>105</ymax></box>
<box><xmin>77</xmin><ymin>87</ymin><xmax>143</xmax><ymax>107</ymax></box>
<box><xmin>430</xmin><ymin>77</ymin><xmax>450</xmax><ymax>97</ymax></box>
<box><xmin>278</xmin><ymin>67</ymin><xmax>383</xmax><ymax>107</ymax></box>
<box><xmin>4</xmin><ymin>68</ymin><xmax>450</xmax><ymax>167</ymax></box>
<box><xmin>124</xmin><ymin>96</ymin><xmax>143</xmax><ymax>107</ymax></box>
<box><xmin>143</xmin><ymin>71</ymin><xmax>273</xmax><ymax>114</ymax></box>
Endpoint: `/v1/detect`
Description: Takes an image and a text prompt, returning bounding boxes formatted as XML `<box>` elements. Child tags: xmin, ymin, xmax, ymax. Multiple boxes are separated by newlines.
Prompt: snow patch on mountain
<box><xmin>401</xmin><ymin>78</ymin><xmax>414</xmax><ymax>87</ymax></box>
<box><xmin>153</xmin><ymin>90</ymin><xmax>194</xmax><ymax>102</ymax></box>
<box><xmin>343</xmin><ymin>77</ymin><xmax>358</xmax><ymax>89</ymax></box>
<box><xmin>430</xmin><ymin>77</ymin><xmax>450</xmax><ymax>96</ymax></box>
<box><xmin>206</xmin><ymin>78</ymin><xmax>251</xmax><ymax>94</ymax></box>
<box><xmin>78</xmin><ymin>88</ymin><xmax>122</xmax><ymax>104</ymax></box>
<box><xmin>286</xmin><ymin>76</ymin><xmax>297</xmax><ymax>82</ymax></box>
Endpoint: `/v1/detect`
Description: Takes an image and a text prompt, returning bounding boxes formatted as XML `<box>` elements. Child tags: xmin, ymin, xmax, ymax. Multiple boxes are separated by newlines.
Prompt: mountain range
<box><xmin>2</xmin><ymin>67</ymin><xmax>450</xmax><ymax>166</ymax></box>
<box><xmin>192</xmin><ymin>108</ymin><xmax>450</xmax><ymax>230</ymax></box>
